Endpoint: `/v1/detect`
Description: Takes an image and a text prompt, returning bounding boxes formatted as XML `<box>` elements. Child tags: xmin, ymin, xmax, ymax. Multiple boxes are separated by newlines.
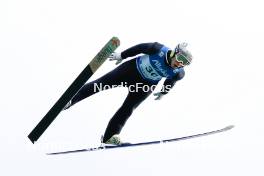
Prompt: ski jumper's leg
<box><xmin>102</xmin><ymin>88</ymin><xmax>153</xmax><ymax>142</ymax></box>
<box><xmin>102</xmin><ymin>59</ymin><xmax>157</xmax><ymax>142</ymax></box>
<box><xmin>71</xmin><ymin>61</ymin><xmax>128</xmax><ymax>105</ymax></box>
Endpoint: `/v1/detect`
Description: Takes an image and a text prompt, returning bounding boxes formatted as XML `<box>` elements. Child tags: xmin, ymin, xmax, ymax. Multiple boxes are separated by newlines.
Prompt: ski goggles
<box><xmin>175</xmin><ymin>52</ymin><xmax>191</xmax><ymax>66</ymax></box>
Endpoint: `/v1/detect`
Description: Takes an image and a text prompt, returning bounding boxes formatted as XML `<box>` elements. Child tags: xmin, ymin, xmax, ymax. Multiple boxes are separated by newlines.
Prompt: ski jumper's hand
<box><xmin>109</xmin><ymin>53</ymin><xmax>123</xmax><ymax>65</ymax></box>
<box><xmin>153</xmin><ymin>92</ymin><xmax>165</xmax><ymax>100</ymax></box>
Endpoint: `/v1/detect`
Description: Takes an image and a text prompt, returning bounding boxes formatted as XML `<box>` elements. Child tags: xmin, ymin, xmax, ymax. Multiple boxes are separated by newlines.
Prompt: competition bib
<box><xmin>137</xmin><ymin>55</ymin><xmax>163</xmax><ymax>81</ymax></box>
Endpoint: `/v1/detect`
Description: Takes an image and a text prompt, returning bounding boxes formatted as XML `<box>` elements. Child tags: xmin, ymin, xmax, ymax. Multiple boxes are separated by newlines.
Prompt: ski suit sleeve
<box><xmin>120</xmin><ymin>42</ymin><xmax>163</xmax><ymax>59</ymax></box>
<box><xmin>161</xmin><ymin>70</ymin><xmax>185</xmax><ymax>94</ymax></box>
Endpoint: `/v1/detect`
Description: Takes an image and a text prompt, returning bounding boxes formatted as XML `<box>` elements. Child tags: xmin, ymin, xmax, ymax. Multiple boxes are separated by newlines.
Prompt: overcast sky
<box><xmin>0</xmin><ymin>0</ymin><xmax>263</xmax><ymax>175</ymax></box>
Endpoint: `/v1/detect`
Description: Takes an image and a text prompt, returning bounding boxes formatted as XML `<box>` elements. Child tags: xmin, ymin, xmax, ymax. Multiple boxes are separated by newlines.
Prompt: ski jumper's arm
<box><xmin>121</xmin><ymin>42</ymin><xmax>163</xmax><ymax>59</ymax></box>
<box><xmin>161</xmin><ymin>70</ymin><xmax>185</xmax><ymax>94</ymax></box>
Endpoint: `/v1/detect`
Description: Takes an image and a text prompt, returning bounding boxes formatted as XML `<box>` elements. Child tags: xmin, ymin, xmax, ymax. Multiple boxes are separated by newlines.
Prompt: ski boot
<box><xmin>101</xmin><ymin>134</ymin><xmax>122</xmax><ymax>146</ymax></box>
<box><xmin>63</xmin><ymin>100</ymin><xmax>72</xmax><ymax>110</ymax></box>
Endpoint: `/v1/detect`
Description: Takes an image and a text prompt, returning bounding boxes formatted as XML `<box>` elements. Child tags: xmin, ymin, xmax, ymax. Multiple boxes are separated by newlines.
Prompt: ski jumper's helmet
<box><xmin>169</xmin><ymin>43</ymin><xmax>193</xmax><ymax>66</ymax></box>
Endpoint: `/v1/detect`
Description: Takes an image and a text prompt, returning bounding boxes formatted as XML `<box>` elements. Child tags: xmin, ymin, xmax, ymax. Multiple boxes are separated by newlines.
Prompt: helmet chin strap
<box><xmin>166</xmin><ymin>50</ymin><xmax>175</xmax><ymax>68</ymax></box>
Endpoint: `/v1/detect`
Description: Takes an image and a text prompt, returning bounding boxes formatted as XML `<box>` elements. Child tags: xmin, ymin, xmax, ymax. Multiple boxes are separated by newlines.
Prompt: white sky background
<box><xmin>0</xmin><ymin>0</ymin><xmax>263</xmax><ymax>175</ymax></box>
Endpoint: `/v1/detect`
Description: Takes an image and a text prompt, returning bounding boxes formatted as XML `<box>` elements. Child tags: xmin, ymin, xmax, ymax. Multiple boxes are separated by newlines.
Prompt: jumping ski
<box><xmin>28</xmin><ymin>37</ymin><xmax>120</xmax><ymax>143</ymax></box>
<box><xmin>47</xmin><ymin>125</ymin><xmax>234</xmax><ymax>155</ymax></box>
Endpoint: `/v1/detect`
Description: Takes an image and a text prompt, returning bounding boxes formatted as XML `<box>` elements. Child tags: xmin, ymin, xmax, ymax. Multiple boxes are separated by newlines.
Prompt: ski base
<box><xmin>28</xmin><ymin>37</ymin><xmax>120</xmax><ymax>143</ymax></box>
<box><xmin>47</xmin><ymin>125</ymin><xmax>234</xmax><ymax>155</ymax></box>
